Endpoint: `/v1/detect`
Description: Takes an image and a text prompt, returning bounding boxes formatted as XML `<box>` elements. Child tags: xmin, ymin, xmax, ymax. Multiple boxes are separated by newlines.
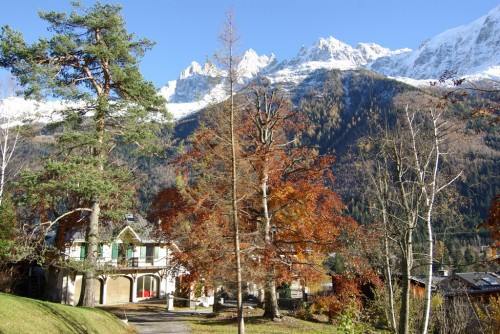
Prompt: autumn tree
<box><xmin>165</xmin><ymin>78</ymin><xmax>373</xmax><ymax>324</ymax></box>
<box><xmin>0</xmin><ymin>3</ymin><xmax>168</xmax><ymax>306</ymax></box>
<box><xmin>483</xmin><ymin>195</ymin><xmax>499</xmax><ymax>250</ymax></box>
<box><xmin>243</xmin><ymin>81</ymin><xmax>293</xmax><ymax>319</ymax></box>
<box><xmin>240</xmin><ymin>81</ymin><xmax>373</xmax><ymax>320</ymax></box>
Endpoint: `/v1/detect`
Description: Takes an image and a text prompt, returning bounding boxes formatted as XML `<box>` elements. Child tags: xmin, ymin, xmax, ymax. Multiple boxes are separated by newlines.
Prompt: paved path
<box><xmin>126</xmin><ymin>310</ymin><xmax>195</xmax><ymax>334</ymax></box>
<box><xmin>101</xmin><ymin>301</ymin><xmax>210</xmax><ymax>334</ymax></box>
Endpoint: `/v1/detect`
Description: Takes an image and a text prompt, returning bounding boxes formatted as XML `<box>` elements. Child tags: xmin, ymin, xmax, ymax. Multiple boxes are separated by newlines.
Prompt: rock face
<box><xmin>370</xmin><ymin>5</ymin><xmax>500</xmax><ymax>79</ymax></box>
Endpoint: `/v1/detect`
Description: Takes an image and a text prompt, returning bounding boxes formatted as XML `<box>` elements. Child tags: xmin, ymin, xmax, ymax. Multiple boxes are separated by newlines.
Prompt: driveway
<box><xmin>101</xmin><ymin>300</ymin><xmax>211</xmax><ymax>334</ymax></box>
<box><xmin>126</xmin><ymin>310</ymin><xmax>192</xmax><ymax>334</ymax></box>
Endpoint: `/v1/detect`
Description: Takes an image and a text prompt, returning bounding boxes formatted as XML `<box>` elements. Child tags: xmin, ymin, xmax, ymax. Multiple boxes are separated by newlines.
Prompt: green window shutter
<box><xmin>140</xmin><ymin>246</ymin><xmax>146</xmax><ymax>259</ymax></box>
<box><xmin>154</xmin><ymin>246</ymin><xmax>159</xmax><ymax>259</ymax></box>
<box><xmin>98</xmin><ymin>243</ymin><xmax>103</xmax><ymax>257</ymax></box>
<box><xmin>127</xmin><ymin>245</ymin><xmax>134</xmax><ymax>259</ymax></box>
<box><xmin>79</xmin><ymin>243</ymin><xmax>87</xmax><ymax>260</ymax></box>
<box><xmin>111</xmin><ymin>243</ymin><xmax>118</xmax><ymax>260</ymax></box>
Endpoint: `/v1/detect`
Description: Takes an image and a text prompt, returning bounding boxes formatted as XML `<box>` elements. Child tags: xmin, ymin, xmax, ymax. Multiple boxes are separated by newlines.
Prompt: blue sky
<box><xmin>0</xmin><ymin>0</ymin><xmax>498</xmax><ymax>87</ymax></box>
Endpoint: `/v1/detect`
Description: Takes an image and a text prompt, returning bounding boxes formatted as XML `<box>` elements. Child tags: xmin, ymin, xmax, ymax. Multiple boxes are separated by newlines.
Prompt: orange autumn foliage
<box><xmin>149</xmin><ymin>85</ymin><xmax>380</xmax><ymax>311</ymax></box>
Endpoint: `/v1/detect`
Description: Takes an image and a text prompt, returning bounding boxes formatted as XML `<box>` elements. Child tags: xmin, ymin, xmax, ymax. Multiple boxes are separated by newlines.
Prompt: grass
<box><xmin>0</xmin><ymin>293</ymin><xmax>135</xmax><ymax>334</ymax></box>
<box><xmin>100</xmin><ymin>299</ymin><xmax>383</xmax><ymax>334</ymax></box>
<box><xmin>186</xmin><ymin>308</ymin><xmax>340</xmax><ymax>334</ymax></box>
<box><xmin>189</xmin><ymin>316</ymin><xmax>339</xmax><ymax>334</ymax></box>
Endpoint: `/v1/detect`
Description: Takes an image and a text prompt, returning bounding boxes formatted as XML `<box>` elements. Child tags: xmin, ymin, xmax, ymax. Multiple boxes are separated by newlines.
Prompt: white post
<box><xmin>131</xmin><ymin>277</ymin><xmax>138</xmax><ymax>302</ymax></box>
<box><xmin>166</xmin><ymin>292</ymin><xmax>174</xmax><ymax>311</ymax></box>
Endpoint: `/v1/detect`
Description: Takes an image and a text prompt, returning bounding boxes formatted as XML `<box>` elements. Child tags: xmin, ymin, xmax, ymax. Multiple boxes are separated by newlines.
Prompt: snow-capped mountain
<box><xmin>162</xmin><ymin>38</ymin><xmax>408</xmax><ymax>118</ymax></box>
<box><xmin>2</xmin><ymin>5</ymin><xmax>499</xmax><ymax>123</ymax></box>
<box><xmin>237</xmin><ymin>48</ymin><xmax>277</xmax><ymax>81</ymax></box>
<box><xmin>158</xmin><ymin>49</ymin><xmax>276</xmax><ymax>119</ymax></box>
<box><xmin>160</xmin><ymin>5</ymin><xmax>500</xmax><ymax>118</ymax></box>
<box><xmin>0</xmin><ymin>96</ymin><xmax>69</xmax><ymax>127</ymax></box>
<box><xmin>370</xmin><ymin>5</ymin><xmax>500</xmax><ymax>80</ymax></box>
<box><xmin>266</xmin><ymin>37</ymin><xmax>409</xmax><ymax>85</ymax></box>
<box><xmin>278</xmin><ymin>37</ymin><xmax>408</xmax><ymax>70</ymax></box>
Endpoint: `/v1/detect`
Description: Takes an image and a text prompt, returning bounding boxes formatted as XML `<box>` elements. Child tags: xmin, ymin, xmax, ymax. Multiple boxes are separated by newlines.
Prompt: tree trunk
<box><xmin>229</xmin><ymin>42</ymin><xmax>245</xmax><ymax>334</ymax></box>
<box><xmin>231</xmin><ymin>104</ymin><xmax>244</xmax><ymax>333</ymax></box>
<box><xmin>0</xmin><ymin>123</ymin><xmax>18</xmax><ymax>207</ymax></box>
<box><xmin>79</xmin><ymin>200</ymin><xmax>100</xmax><ymax>306</ymax></box>
<box><xmin>422</xmin><ymin>213</ymin><xmax>433</xmax><ymax>334</ymax></box>
<box><xmin>79</xmin><ymin>98</ymin><xmax>105</xmax><ymax>307</ymax></box>
<box><xmin>382</xmin><ymin>208</ymin><xmax>397</xmax><ymax>332</ymax></box>
<box><xmin>263</xmin><ymin>274</ymin><xmax>280</xmax><ymax>319</ymax></box>
<box><xmin>260</xmin><ymin>163</ymin><xmax>280</xmax><ymax>320</ymax></box>
<box><xmin>398</xmin><ymin>232</ymin><xmax>412</xmax><ymax>334</ymax></box>
<box><xmin>421</xmin><ymin>112</ymin><xmax>440</xmax><ymax>334</ymax></box>
<box><xmin>0</xmin><ymin>136</ymin><xmax>7</xmax><ymax>206</ymax></box>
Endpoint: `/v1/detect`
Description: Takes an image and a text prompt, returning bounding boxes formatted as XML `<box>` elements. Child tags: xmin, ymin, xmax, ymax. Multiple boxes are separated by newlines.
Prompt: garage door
<box><xmin>106</xmin><ymin>276</ymin><xmax>131</xmax><ymax>304</ymax></box>
<box><xmin>73</xmin><ymin>277</ymin><xmax>101</xmax><ymax>306</ymax></box>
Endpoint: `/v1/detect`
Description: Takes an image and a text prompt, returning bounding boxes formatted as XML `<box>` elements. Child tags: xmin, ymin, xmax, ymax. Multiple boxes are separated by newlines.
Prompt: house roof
<box><xmin>46</xmin><ymin>213</ymin><xmax>166</xmax><ymax>245</ymax></box>
<box><xmin>455</xmin><ymin>272</ymin><xmax>500</xmax><ymax>291</ymax></box>
<box><xmin>410</xmin><ymin>275</ymin><xmax>448</xmax><ymax>290</ymax></box>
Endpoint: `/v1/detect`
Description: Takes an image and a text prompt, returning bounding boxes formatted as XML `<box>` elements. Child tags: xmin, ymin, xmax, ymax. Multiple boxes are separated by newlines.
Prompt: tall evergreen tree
<box><xmin>0</xmin><ymin>2</ymin><xmax>169</xmax><ymax>306</ymax></box>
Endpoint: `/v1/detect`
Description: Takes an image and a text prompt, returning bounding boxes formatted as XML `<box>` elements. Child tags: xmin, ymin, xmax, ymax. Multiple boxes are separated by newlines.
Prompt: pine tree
<box><xmin>0</xmin><ymin>2</ymin><xmax>169</xmax><ymax>306</ymax></box>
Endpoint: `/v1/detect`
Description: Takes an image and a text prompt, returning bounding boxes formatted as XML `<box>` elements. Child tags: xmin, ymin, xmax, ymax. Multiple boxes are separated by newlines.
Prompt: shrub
<box><xmin>475</xmin><ymin>296</ymin><xmax>500</xmax><ymax>333</ymax></box>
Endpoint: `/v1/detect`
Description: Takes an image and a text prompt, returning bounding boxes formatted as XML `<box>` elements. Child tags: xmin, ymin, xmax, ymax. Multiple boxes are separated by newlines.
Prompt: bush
<box><xmin>0</xmin><ymin>197</ymin><xmax>16</xmax><ymax>261</ymax></box>
<box><xmin>336</xmin><ymin>301</ymin><xmax>362</xmax><ymax>334</ymax></box>
<box><xmin>475</xmin><ymin>296</ymin><xmax>500</xmax><ymax>334</ymax></box>
<box><xmin>293</xmin><ymin>302</ymin><xmax>315</xmax><ymax>321</ymax></box>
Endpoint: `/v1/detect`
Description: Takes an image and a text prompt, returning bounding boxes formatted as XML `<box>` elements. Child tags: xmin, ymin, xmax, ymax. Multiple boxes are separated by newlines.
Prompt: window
<box><xmin>79</xmin><ymin>243</ymin><xmax>87</xmax><ymax>260</ymax></box>
<box><xmin>97</xmin><ymin>243</ymin><xmax>104</xmax><ymax>258</ymax></box>
<box><xmin>126</xmin><ymin>245</ymin><xmax>134</xmax><ymax>259</ymax></box>
<box><xmin>146</xmin><ymin>245</ymin><xmax>155</xmax><ymax>265</ymax></box>
<box><xmin>111</xmin><ymin>243</ymin><xmax>118</xmax><ymax>260</ymax></box>
<box><xmin>136</xmin><ymin>275</ymin><xmax>158</xmax><ymax>298</ymax></box>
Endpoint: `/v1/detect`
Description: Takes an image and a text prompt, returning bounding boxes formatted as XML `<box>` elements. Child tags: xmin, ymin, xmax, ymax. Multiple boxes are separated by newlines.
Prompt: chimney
<box><xmin>437</xmin><ymin>268</ymin><xmax>449</xmax><ymax>277</ymax></box>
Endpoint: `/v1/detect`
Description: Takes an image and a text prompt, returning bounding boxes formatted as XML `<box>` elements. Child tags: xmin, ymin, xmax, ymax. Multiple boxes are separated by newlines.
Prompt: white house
<box><xmin>47</xmin><ymin>214</ymin><xmax>182</xmax><ymax>306</ymax></box>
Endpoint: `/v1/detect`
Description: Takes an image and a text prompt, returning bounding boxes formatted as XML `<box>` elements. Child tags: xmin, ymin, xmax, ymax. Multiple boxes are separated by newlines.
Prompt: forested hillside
<box><xmin>14</xmin><ymin>68</ymin><xmax>498</xmax><ymax>260</ymax></box>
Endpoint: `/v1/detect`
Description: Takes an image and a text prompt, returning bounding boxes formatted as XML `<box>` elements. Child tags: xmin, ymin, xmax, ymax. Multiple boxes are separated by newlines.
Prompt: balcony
<box><xmin>114</xmin><ymin>256</ymin><xmax>164</xmax><ymax>268</ymax></box>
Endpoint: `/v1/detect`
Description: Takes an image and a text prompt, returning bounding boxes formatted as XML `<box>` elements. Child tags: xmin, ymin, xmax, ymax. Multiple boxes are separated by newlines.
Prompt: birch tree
<box><xmin>0</xmin><ymin>110</ymin><xmax>20</xmax><ymax>207</ymax></box>
<box><xmin>364</xmin><ymin>106</ymin><xmax>461</xmax><ymax>334</ymax></box>
<box><xmin>404</xmin><ymin>107</ymin><xmax>462</xmax><ymax>334</ymax></box>
<box><xmin>364</xmin><ymin>138</ymin><xmax>397</xmax><ymax>332</ymax></box>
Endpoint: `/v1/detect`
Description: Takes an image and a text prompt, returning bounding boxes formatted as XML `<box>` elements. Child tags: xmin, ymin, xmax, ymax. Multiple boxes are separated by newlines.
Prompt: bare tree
<box><xmin>218</xmin><ymin>11</ymin><xmax>245</xmax><ymax>334</ymax></box>
<box><xmin>0</xmin><ymin>80</ymin><xmax>21</xmax><ymax>207</ymax></box>
<box><xmin>364</xmin><ymin>106</ymin><xmax>461</xmax><ymax>334</ymax></box>
<box><xmin>365</xmin><ymin>140</ymin><xmax>398</xmax><ymax>332</ymax></box>
<box><xmin>405</xmin><ymin>108</ymin><xmax>462</xmax><ymax>334</ymax></box>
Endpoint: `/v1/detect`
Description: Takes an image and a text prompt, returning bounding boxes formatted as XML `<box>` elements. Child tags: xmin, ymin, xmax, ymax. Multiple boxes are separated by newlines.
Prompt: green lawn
<box><xmin>0</xmin><ymin>293</ymin><xmax>134</xmax><ymax>334</ymax></box>
<box><xmin>189</xmin><ymin>315</ymin><xmax>339</xmax><ymax>334</ymax></box>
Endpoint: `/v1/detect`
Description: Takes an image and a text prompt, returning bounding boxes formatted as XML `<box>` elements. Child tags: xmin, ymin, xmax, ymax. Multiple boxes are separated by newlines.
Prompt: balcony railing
<box><xmin>118</xmin><ymin>256</ymin><xmax>159</xmax><ymax>267</ymax></box>
<box><xmin>67</xmin><ymin>254</ymin><xmax>166</xmax><ymax>268</ymax></box>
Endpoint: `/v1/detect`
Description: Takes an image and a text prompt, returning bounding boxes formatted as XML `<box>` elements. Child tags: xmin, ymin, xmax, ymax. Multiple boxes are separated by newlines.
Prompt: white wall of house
<box><xmin>65</xmin><ymin>242</ymin><xmax>171</xmax><ymax>268</ymax></box>
<box><xmin>61</xmin><ymin>274</ymin><xmax>77</xmax><ymax>305</ymax></box>
<box><xmin>66</xmin><ymin>243</ymin><xmax>83</xmax><ymax>259</ymax></box>
<box><xmin>60</xmin><ymin>271</ymin><xmax>177</xmax><ymax>306</ymax></box>
<box><xmin>57</xmin><ymin>225</ymin><xmax>181</xmax><ymax>306</ymax></box>
<box><xmin>101</xmin><ymin>244</ymin><xmax>112</xmax><ymax>260</ymax></box>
